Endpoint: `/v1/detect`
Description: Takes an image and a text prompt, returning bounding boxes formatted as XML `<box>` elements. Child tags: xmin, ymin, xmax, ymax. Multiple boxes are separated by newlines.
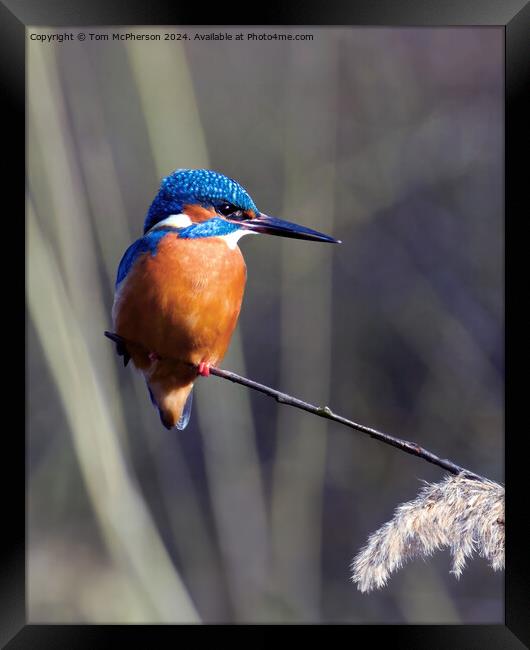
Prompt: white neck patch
<box><xmin>151</xmin><ymin>213</ymin><xmax>192</xmax><ymax>231</ymax></box>
<box><xmin>218</xmin><ymin>230</ymin><xmax>256</xmax><ymax>250</ymax></box>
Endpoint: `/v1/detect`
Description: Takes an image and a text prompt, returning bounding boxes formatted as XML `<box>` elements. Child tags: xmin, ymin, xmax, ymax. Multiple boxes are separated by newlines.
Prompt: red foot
<box><xmin>198</xmin><ymin>361</ymin><xmax>210</xmax><ymax>377</ymax></box>
<box><xmin>148</xmin><ymin>351</ymin><xmax>161</xmax><ymax>362</ymax></box>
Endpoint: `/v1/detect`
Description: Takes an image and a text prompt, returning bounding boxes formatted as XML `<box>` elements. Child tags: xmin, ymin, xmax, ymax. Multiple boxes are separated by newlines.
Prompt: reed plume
<box><xmin>351</xmin><ymin>473</ymin><xmax>504</xmax><ymax>593</ymax></box>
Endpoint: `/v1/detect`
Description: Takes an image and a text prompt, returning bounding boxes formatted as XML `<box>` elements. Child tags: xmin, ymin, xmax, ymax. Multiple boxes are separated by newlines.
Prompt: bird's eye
<box><xmin>217</xmin><ymin>202</ymin><xmax>244</xmax><ymax>220</ymax></box>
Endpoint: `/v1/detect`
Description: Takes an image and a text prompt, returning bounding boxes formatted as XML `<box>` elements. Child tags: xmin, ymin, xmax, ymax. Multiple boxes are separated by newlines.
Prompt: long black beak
<box><xmin>239</xmin><ymin>213</ymin><xmax>341</xmax><ymax>244</ymax></box>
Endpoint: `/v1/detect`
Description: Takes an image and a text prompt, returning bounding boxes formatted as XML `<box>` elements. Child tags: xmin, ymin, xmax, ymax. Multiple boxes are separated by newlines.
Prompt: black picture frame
<box><xmin>6</xmin><ymin>0</ymin><xmax>528</xmax><ymax>646</ymax></box>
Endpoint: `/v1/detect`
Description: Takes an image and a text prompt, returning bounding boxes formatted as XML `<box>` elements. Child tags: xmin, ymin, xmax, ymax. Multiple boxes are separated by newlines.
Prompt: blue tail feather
<box><xmin>147</xmin><ymin>383</ymin><xmax>193</xmax><ymax>430</ymax></box>
<box><xmin>177</xmin><ymin>389</ymin><xmax>193</xmax><ymax>430</ymax></box>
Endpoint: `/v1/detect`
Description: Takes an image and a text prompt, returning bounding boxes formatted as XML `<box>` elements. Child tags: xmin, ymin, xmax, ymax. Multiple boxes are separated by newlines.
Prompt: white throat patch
<box><xmin>219</xmin><ymin>230</ymin><xmax>256</xmax><ymax>250</ymax></box>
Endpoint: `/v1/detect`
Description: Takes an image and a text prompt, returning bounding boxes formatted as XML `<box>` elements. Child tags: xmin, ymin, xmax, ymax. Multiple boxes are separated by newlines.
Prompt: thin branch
<box><xmin>208</xmin><ymin>366</ymin><xmax>484</xmax><ymax>481</ymax></box>
<box><xmin>104</xmin><ymin>331</ymin><xmax>486</xmax><ymax>482</ymax></box>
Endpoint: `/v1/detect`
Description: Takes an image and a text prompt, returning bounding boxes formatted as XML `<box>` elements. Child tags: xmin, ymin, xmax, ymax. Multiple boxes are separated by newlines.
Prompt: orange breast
<box><xmin>112</xmin><ymin>234</ymin><xmax>247</xmax><ymax>371</ymax></box>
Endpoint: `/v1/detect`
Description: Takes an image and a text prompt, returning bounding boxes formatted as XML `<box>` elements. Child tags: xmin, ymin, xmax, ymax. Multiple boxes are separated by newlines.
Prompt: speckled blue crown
<box><xmin>144</xmin><ymin>169</ymin><xmax>258</xmax><ymax>233</ymax></box>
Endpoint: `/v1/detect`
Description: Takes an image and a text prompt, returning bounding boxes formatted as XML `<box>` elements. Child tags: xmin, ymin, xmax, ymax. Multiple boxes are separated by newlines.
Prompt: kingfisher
<box><xmin>109</xmin><ymin>169</ymin><xmax>339</xmax><ymax>430</ymax></box>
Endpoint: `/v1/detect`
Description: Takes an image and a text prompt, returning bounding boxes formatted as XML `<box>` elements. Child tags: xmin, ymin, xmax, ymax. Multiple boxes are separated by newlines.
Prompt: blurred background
<box><xmin>27</xmin><ymin>26</ymin><xmax>504</xmax><ymax>623</ymax></box>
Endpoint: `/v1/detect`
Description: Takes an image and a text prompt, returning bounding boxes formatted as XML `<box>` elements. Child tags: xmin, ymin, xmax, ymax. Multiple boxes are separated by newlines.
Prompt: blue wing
<box><xmin>115</xmin><ymin>229</ymin><xmax>174</xmax><ymax>287</ymax></box>
<box><xmin>116</xmin><ymin>238</ymin><xmax>145</xmax><ymax>287</ymax></box>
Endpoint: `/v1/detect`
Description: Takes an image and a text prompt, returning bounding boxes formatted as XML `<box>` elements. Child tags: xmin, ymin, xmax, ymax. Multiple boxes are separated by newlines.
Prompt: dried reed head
<box><xmin>351</xmin><ymin>473</ymin><xmax>504</xmax><ymax>593</ymax></box>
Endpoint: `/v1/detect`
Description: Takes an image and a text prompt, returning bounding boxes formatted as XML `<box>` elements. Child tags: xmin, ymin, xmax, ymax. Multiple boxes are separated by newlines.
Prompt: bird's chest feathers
<box><xmin>113</xmin><ymin>232</ymin><xmax>247</xmax><ymax>362</ymax></box>
<box><xmin>119</xmin><ymin>233</ymin><xmax>247</xmax><ymax>325</ymax></box>
<box><xmin>152</xmin><ymin>234</ymin><xmax>246</xmax><ymax>292</ymax></box>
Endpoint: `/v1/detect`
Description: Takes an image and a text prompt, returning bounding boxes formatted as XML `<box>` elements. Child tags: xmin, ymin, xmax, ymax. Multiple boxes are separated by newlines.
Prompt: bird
<box><xmin>108</xmin><ymin>168</ymin><xmax>340</xmax><ymax>430</ymax></box>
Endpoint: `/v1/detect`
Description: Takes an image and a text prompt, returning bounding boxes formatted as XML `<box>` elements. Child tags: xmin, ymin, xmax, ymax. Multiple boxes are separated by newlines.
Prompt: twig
<box><xmin>104</xmin><ymin>331</ymin><xmax>486</xmax><ymax>481</ymax></box>
<box><xmin>208</xmin><ymin>366</ymin><xmax>484</xmax><ymax>481</ymax></box>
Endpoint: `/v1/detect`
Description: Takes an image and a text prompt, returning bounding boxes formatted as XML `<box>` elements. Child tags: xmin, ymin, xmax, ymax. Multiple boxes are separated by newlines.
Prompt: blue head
<box><xmin>144</xmin><ymin>169</ymin><xmax>258</xmax><ymax>234</ymax></box>
<box><xmin>144</xmin><ymin>168</ymin><xmax>340</xmax><ymax>244</ymax></box>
